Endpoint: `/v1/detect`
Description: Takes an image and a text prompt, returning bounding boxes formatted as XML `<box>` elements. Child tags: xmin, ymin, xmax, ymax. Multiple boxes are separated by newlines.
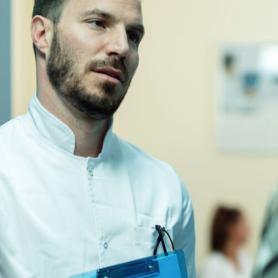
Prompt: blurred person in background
<box><xmin>253</xmin><ymin>187</ymin><xmax>278</xmax><ymax>278</ymax></box>
<box><xmin>199</xmin><ymin>206</ymin><xmax>252</xmax><ymax>278</ymax></box>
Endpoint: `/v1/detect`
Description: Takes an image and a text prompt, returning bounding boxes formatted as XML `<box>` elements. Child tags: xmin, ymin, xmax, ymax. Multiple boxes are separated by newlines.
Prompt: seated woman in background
<box><xmin>199</xmin><ymin>206</ymin><xmax>252</xmax><ymax>278</ymax></box>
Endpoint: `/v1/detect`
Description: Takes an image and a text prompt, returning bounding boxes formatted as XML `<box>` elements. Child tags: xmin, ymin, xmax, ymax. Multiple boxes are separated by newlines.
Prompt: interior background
<box><xmin>11</xmin><ymin>0</ymin><xmax>278</xmax><ymax>269</ymax></box>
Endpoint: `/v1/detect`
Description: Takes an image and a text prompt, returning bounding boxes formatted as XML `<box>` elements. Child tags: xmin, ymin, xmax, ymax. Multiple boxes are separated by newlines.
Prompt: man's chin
<box><xmin>69</xmin><ymin>99</ymin><xmax>115</xmax><ymax>120</ymax></box>
<box><xmin>64</xmin><ymin>91</ymin><xmax>121</xmax><ymax>120</ymax></box>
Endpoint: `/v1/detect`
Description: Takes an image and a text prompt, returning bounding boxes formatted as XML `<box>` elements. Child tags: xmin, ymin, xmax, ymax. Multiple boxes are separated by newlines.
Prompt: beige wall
<box><xmin>12</xmin><ymin>0</ymin><xmax>278</xmax><ymax>268</ymax></box>
<box><xmin>12</xmin><ymin>0</ymin><xmax>36</xmax><ymax>116</ymax></box>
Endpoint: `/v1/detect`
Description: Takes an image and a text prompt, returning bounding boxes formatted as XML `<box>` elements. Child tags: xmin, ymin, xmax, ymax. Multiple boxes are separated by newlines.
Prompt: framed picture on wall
<box><xmin>216</xmin><ymin>44</ymin><xmax>278</xmax><ymax>153</ymax></box>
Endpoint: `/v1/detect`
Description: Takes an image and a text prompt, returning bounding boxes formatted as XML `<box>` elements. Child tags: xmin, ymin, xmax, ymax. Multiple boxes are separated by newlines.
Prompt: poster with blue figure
<box><xmin>217</xmin><ymin>44</ymin><xmax>278</xmax><ymax>152</ymax></box>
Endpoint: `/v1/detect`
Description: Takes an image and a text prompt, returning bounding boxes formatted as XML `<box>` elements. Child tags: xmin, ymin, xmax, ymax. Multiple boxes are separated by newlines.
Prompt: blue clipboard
<box><xmin>70</xmin><ymin>250</ymin><xmax>188</xmax><ymax>278</ymax></box>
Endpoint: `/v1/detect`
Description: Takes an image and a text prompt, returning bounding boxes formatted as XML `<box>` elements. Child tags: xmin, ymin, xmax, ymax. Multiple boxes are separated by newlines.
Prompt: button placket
<box><xmin>87</xmin><ymin>161</ymin><xmax>95</xmax><ymax>201</ymax></box>
<box><xmin>87</xmin><ymin>160</ymin><xmax>95</xmax><ymax>177</ymax></box>
<box><xmin>86</xmin><ymin>159</ymin><xmax>103</xmax><ymax>265</ymax></box>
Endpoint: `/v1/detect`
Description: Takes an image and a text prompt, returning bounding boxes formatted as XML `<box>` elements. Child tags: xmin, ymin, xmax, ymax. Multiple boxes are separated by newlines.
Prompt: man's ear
<box><xmin>31</xmin><ymin>16</ymin><xmax>54</xmax><ymax>58</ymax></box>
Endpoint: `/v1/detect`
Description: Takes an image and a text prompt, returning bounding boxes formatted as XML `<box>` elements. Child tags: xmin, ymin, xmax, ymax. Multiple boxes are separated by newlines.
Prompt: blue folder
<box><xmin>70</xmin><ymin>250</ymin><xmax>188</xmax><ymax>278</ymax></box>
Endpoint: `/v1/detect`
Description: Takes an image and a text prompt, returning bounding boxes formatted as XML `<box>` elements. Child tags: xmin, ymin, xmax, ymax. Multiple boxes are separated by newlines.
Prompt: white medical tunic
<box><xmin>0</xmin><ymin>96</ymin><xmax>195</xmax><ymax>278</ymax></box>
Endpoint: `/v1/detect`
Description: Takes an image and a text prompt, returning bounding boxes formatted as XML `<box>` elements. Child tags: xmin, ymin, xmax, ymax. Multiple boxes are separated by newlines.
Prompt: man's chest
<box><xmin>1</xmin><ymin>158</ymin><xmax>173</xmax><ymax>278</ymax></box>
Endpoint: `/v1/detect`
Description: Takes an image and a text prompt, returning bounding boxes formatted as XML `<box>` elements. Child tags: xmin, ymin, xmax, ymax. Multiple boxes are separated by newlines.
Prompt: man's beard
<box><xmin>46</xmin><ymin>29</ymin><xmax>130</xmax><ymax>120</ymax></box>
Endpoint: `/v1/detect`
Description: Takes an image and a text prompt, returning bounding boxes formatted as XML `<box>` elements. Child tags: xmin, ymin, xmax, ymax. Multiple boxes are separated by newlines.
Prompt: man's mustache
<box><xmin>87</xmin><ymin>58</ymin><xmax>129</xmax><ymax>83</ymax></box>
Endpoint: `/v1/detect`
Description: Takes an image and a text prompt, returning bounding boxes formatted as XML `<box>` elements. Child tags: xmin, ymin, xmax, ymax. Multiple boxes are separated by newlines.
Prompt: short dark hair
<box><xmin>210</xmin><ymin>206</ymin><xmax>242</xmax><ymax>252</ymax></box>
<box><xmin>32</xmin><ymin>0</ymin><xmax>68</xmax><ymax>23</ymax></box>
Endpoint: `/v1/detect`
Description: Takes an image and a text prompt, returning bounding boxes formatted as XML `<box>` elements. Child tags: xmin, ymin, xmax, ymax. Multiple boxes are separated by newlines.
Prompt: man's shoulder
<box><xmin>0</xmin><ymin>115</ymin><xmax>27</xmax><ymax>133</ymax></box>
<box><xmin>115</xmin><ymin>136</ymin><xmax>192</xmax><ymax>212</ymax></box>
<box><xmin>0</xmin><ymin>115</ymin><xmax>29</xmax><ymax>148</ymax></box>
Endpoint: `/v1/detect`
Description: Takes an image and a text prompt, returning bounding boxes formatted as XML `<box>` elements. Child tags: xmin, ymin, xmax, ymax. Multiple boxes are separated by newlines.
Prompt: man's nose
<box><xmin>105</xmin><ymin>26</ymin><xmax>130</xmax><ymax>58</ymax></box>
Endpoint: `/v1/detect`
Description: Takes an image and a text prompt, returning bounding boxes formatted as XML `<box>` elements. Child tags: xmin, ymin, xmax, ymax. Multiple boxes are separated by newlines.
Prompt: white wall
<box><xmin>12</xmin><ymin>0</ymin><xmax>278</xmax><ymax>268</ymax></box>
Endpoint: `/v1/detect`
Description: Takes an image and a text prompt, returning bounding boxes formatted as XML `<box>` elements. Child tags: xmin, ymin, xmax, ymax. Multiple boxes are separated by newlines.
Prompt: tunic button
<box><xmin>104</xmin><ymin>242</ymin><xmax>109</xmax><ymax>249</ymax></box>
<box><xmin>88</xmin><ymin>168</ymin><xmax>94</xmax><ymax>176</ymax></box>
<box><xmin>87</xmin><ymin>162</ymin><xmax>94</xmax><ymax>176</ymax></box>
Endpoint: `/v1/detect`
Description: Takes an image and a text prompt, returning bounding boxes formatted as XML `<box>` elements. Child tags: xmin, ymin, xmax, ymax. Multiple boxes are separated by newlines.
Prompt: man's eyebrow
<box><xmin>80</xmin><ymin>8</ymin><xmax>116</xmax><ymax>21</ymax></box>
<box><xmin>80</xmin><ymin>8</ymin><xmax>145</xmax><ymax>35</ymax></box>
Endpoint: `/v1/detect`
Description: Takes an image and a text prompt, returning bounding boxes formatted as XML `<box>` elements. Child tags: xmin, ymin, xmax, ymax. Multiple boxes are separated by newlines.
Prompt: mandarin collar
<box><xmin>28</xmin><ymin>95</ymin><xmax>114</xmax><ymax>158</ymax></box>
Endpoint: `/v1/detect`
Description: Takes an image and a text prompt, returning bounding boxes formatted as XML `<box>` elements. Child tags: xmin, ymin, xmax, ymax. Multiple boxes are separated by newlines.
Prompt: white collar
<box><xmin>28</xmin><ymin>95</ymin><xmax>114</xmax><ymax>158</ymax></box>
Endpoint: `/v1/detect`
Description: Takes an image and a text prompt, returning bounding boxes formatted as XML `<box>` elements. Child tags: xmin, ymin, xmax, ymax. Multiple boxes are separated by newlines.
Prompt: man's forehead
<box><xmin>64</xmin><ymin>0</ymin><xmax>143</xmax><ymax>23</ymax></box>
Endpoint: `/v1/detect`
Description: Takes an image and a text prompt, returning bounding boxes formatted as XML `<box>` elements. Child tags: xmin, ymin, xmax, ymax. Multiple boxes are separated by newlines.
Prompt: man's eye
<box><xmin>88</xmin><ymin>19</ymin><xmax>106</xmax><ymax>29</ymax></box>
<box><xmin>128</xmin><ymin>32</ymin><xmax>141</xmax><ymax>45</ymax></box>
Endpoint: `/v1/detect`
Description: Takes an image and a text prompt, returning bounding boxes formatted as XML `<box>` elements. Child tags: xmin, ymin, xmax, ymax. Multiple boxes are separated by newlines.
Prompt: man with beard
<box><xmin>0</xmin><ymin>0</ymin><xmax>195</xmax><ymax>277</ymax></box>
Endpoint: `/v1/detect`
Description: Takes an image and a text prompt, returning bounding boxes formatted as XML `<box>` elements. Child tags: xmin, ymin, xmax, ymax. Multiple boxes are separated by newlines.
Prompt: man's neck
<box><xmin>37</xmin><ymin>89</ymin><xmax>110</xmax><ymax>158</ymax></box>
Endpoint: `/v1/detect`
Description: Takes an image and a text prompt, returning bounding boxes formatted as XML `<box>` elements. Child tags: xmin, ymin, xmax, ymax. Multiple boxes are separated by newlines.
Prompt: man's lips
<box><xmin>92</xmin><ymin>67</ymin><xmax>124</xmax><ymax>83</ymax></box>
